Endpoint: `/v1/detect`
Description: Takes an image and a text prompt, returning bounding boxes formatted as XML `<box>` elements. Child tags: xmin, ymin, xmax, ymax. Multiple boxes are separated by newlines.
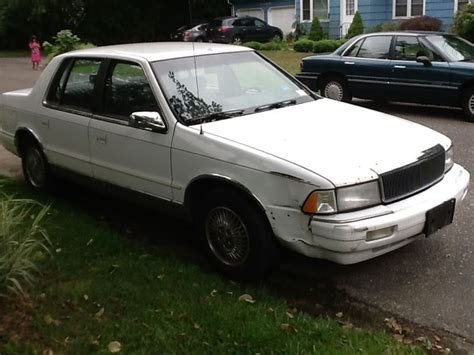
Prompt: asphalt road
<box><xmin>1</xmin><ymin>57</ymin><xmax>473</xmax><ymax>348</ymax></box>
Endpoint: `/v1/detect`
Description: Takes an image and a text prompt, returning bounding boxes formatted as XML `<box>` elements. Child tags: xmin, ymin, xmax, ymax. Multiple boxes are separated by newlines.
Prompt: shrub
<box><xmin>453</xmin><ymin>3</ymin><xmax>474</xmax><ymax>42</ymax></box>
<box><xmin>244</xmin><ymin>41</ymin><xmax>262</xmax><ymax>50</ymax></box>
<box><xmin>43</xmin><ymin>29</ymin><xmax>94</xmax><ymax>58</ymax></box>
<box><xmin>399</xmin><ymin>16</ymin><xmax>442</xmax><ymax>31</ymax></box>
<box><xmin>313</xmin><ymin>39</ymin><xmax>346</xmax><ymax>53</ymax></box>
<box><xmin>309</xmin><ymin>17</ymin><xmax>325</xmax><ymax>41</ymax></box>
<box><xmin>346</xmin><ymin>11</ymin><xmax>364</xmax><ymax>39</ymax></box>
<box><xmin>293</xmin><ymin>39</ymin><xmax>316</xmax><ymax>52</ymax></box>
<box><xmin>368</xmin><ymin>22</ymin><xmax>399</xmax><ymax>33</ymax></box>
<box><xmin>260</xmin><ymin>41</ymin><xmax>284</xmax><ymax>51</ymax></box>
<box><xmin>0</xmin><ymin>193</ymin><xmax>51</xmax><ymax>297</ymax></box>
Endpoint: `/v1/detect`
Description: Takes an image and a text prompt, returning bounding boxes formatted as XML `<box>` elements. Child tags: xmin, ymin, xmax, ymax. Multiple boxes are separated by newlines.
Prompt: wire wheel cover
<box><xmin>469</xmin><ymin>94</ymin><xmax>474</xmax><ymax>114</ymax></box>
<box><xmin>205</xmin><ymin>207</ymin><xmax>250</xmax><ymax>266</ymax></box>
<box><xmin>324</xmin><ymin>81</ymin><xmax>344</xmax><ymax>101</ymax></box>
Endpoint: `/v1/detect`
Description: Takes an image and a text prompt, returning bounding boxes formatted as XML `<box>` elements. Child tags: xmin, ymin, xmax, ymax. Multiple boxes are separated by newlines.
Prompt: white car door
<box><xmin>41</xmin><ymin>58</ymin><xmax>103</xmax><ymax>176</ymax></box>
<box><xmin>88</xmin><ymin>60</ymin><xmax>173</xmax><ymax>200</ymax></box>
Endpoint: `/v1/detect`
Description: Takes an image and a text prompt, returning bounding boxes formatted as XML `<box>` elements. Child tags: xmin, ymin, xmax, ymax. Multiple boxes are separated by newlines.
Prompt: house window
<box><xmin>301</xmin><ymin>0</ymin><xmax>329</xmax><ymax>21</ymax></box>
<box><xmin>346</xmin><ymin>0</ymin><xmax>355</xmax><ymax>16</ymax></box>
<box><xmin>457</xmin><ymin>0</ymin><xmax>471</xmax><ymax>11</ymax></box>
<box><xmin>394</xmin><ymin>0</ymin><xmax>424</xmax><ymax>17</ymax></box>
<box><xmin>303</xmin><ymin>0</ymin><xmax>311</xmax><ymax>20</ymax></box>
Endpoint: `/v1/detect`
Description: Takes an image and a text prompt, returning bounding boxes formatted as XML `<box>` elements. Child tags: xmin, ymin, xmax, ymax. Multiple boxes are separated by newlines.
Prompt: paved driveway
<box><xmin>1</xmin><ymin>57</ymin><xmax>473</xmax><ymax>348</ymax></box>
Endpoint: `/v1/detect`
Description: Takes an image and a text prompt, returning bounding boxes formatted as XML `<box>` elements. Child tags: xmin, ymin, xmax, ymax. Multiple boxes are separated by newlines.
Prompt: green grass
<box><xmin>0</xmin><ymin>178</ymin><xmax>424</xmax><ymax>354</ymax></box>
<box><xmin>0</xmin><ymin>51</ymin><xmax>29</xmax><ymax>58</ymax></box>
<box><xmin>259</xmin><ymin>50</ymin><xmax>311</xmax><ymax>76</ymax></box>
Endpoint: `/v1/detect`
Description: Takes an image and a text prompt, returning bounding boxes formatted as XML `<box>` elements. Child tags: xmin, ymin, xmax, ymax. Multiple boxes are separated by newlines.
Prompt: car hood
<box><xmin>201</xmin><ymin>99</ymin><xmax>451</xmax><ymax>186</ymax></box>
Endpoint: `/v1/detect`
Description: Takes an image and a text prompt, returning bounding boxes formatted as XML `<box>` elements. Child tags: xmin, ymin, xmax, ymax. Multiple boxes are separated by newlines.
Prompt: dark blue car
<box><xmin>296</xmin><ymin>32</ymin><xmax>474</xmax><ymax>122</ymax></box>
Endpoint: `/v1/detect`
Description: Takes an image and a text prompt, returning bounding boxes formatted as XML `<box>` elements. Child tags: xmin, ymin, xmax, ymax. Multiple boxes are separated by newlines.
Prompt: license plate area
<box><xmin>423</xmin><ymin>199</ymin><xmax>455</xmax><ymax>237</ymax></box>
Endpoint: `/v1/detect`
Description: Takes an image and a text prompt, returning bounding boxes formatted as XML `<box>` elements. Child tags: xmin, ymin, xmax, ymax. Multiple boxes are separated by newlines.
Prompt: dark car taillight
<box><xmin>218</xmin><ymin>26</ymin><xmax>230</xmax><ymax>33</ymax></box>
<box><xmin>300</xmin><ymin>61</ymin><xmax>304</xmax><ymax>70</ymax></box>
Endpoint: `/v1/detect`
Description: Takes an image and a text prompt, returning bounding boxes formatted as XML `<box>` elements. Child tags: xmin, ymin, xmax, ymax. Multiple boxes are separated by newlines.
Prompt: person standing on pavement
<box><xmin>29</xmin><ymin>35</ymin><xmax>41</xmax><ymax>70</ymax></box>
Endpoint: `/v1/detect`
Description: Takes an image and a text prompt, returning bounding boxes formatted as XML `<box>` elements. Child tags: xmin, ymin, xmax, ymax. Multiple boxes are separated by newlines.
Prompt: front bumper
<box><xmin>276</xmin><ymin>164</ymin><xmax>469</xmax><ymax>264</ymax></box>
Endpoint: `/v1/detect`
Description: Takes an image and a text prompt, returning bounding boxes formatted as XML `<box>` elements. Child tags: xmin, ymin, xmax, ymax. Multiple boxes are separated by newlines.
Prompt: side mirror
<box><xmin>416</xmin><ymin>56</ymin><xmax>432</xmax><ymax>66</ymax></box>
<box><xmin>129</xmin><ymin>111</ymin><xmax>166</xmax><ymax>132</ymax></box>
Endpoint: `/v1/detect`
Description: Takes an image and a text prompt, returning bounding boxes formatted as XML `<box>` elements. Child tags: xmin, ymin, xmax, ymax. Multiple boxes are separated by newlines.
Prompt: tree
<box><xmin>454</xmin><ymin>3</ymin><xmax>474</xmax><ymax>42</ymax></box>
<box><xmin>346</xmin><ymin>11</ymin><xmax>364</xmax><ymax>39</ymax></box>
<box><xmin>309</xmin><ymin>17</ymin><xmax>324</xmax><ymax>41</ymax></box>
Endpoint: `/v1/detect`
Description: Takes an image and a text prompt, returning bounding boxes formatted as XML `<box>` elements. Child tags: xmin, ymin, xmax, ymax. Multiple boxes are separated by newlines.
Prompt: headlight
<box><xmin>302</xmin><ymin>180</ymin><xmax>381</xmax><ymax>214</ymax></box>
<box><xmin>336</xmin><ymin>180</ymin><xmax>381</xmax><ymax>212</ymax></box>
<box><xmin>444</xmin><ymin>145</ymin><xmax>454</xmax><ymax>173</ymax></box>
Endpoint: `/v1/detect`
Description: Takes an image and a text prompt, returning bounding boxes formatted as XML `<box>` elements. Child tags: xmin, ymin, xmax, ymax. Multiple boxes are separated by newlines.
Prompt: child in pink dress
<box><xmin>29</xmin><ymin>36</ymin><xmax>41</xmax><ymax>70</ymax></box>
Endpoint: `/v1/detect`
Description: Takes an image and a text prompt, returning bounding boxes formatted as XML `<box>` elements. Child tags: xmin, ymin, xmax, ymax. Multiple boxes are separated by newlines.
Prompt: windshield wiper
<box><xmin>254</xmin><ymin>99</ymin><xmax>297</xmax><ymax>113</ymax></box>
<box><xmin>187</xmin><ymin>109</ymin><xmax>245</xmax><ymax>125</ymax></box>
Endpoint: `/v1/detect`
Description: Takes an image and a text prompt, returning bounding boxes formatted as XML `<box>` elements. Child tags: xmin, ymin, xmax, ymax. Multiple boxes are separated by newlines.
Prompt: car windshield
<box><xmin>152</xmin><ymin>51</ymin><xmax>314</xmax><ymax>124</ymax></box>
<box><xmin>425</xmin><ymin>35</ymin><xmax>474</xmax><ymax>62</ymax></box>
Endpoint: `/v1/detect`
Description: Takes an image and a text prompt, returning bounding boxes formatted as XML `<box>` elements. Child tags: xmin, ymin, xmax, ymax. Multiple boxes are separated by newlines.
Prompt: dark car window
<box><xmin>102</xmin><ymin>61</ymin><xmax>158</xmax><ymax>120</ymax></box>
<box><xmin>356</xmin><ymin>36</ymin><xmax>392</xmax><ymax>59</ymax></box>
<box><xmin>344</xmin><ymin>38</ymin><xmax>364</xmax><ymax>57</ymax></box>
<box><xmin>209</xmin><ymin>19</ymin><xmax>222</xmax><ymax>28</ymax></box>
<box><xmin>254</xmin><ymin>19</ymin><xmax>266</xmax><ymax>28</ymax></box>
<box><xmin>47</xmin><ymin>58</ymin><xmax>101</xmax><ymax>112</ymax></box>
<box><xmin>394</xmin><ymin>36</ymin><xmax>424</xmax><ymax>60</ymax></box>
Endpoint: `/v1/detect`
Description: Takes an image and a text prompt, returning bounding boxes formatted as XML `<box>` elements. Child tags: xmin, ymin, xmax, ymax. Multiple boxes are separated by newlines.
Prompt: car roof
<box><xmin>61</xmin><ymin>42</ymin><xmax>252</xmax><ymax>62</ymax></box>
<box><xmin>359</xmin><ymin>30</ymin><xmax>450</xmax><ymax>37</ymax></box>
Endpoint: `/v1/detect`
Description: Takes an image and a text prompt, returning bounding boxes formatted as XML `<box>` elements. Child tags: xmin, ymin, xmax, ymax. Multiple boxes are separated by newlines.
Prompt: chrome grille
<box><xmin>381</xmin><ymin>144</ymin><xmax>445</xmax><ymax>203</ymax></box>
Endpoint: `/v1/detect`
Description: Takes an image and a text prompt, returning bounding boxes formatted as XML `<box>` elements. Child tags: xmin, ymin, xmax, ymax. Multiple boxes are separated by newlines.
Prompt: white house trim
<box><xmin>454</xmin><ymin>0</ymin><xmax>472</xmax><ymax>13</ymax></box>
<box><xmin>341</xmin><ymin>0</ymin><xmax>358</xmax><ymax>37</ymax></box>
<box><xmin>392</xmin><ymin>0</ymin><xmax>426</xmax><ymax>19</ymax></box>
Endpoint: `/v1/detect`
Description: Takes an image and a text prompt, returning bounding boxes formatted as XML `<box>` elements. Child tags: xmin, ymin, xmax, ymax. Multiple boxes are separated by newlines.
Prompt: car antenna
<box><xmin>192</xmin><ymin>42</ymin><xmax>204</xmax><ymax>135</ymax></box>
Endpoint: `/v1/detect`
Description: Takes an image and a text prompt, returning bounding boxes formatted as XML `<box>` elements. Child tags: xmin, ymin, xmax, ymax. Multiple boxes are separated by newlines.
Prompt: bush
<box><xmin>244</xmin><ymin>41</ymin><xmax>262</xmax><ymax>50</ymax></box>
<box><xmin>313</xmin><ymin>39</ymin><xmax>346</xmax><ymax>53</ymax></box>
<box><xmin>293</xmin><ymin>39</ymin><xmax>316</xmax><ymax>52</ymax></box>
<box><xmin>43</xmin><ymin>29</ymin><xmax>94</xmax><ymax>58</ymax></box>
<box><xmin>399</xmin><ymin>16</ymin><xmax>442</xmax><ymax>31</ymax></box>
<box><xmin>260</xmin><ymin>41</ymin><xmax>284</xmax><ymax>51</ymax></box>
<box><xmin>346</xmin><ymin>11</ymin><xmax>364</xmax><ymax>39</ymax></box>
<box><xmin>309</xmin><ymin>17</ymin><xmax>325</xmax><ymax>41</ymax></box>
<box><xmin>0</xmin><ymin>193</ymin><xmax>51</xmax><ymax>297</ymax></box>
<box><xmin>453</xmin><ymin>3</ymin><xmax>474</xmax><ymax>42</ymax></box>
<box><xmin>368</xmin><ymin>22</ymin><xmax>399</xmax><ymax>33</ymax></box>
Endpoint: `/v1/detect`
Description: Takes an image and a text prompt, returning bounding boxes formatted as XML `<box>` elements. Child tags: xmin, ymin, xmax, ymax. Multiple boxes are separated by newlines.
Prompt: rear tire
<box><xmin>319</xmin><ymin>76</ymin><xmax>352</xmax><ymax>102</ymax></box>
<box><xmin>462</xmin><ymin>86</ymin><xmax>474</xmax><ymax>122</ymax></box>
<box><xmin>232</xmin><ymin>35</ymin><xmax>243</xmax><ymax>46</ymax></box>
<box><xmin>197</xmin><ymin>188</ymin><xmax>279</xmax><ymax>280</ymax></box>
<box><xmin>21</xmin><ymin>140</ymin><xmax>51</xmax><ymax>189</ymax></box>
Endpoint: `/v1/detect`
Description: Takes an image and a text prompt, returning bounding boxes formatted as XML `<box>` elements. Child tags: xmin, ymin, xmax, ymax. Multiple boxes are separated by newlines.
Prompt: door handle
<box><xmin>344</xmin><ymin>61</ymin><xmax>355</xmax><ymax>65</ymax></box>
<box><xmin>394</xmin><ymin>65</ymin><xmax>406</xmax><ymax>69</ymax></box>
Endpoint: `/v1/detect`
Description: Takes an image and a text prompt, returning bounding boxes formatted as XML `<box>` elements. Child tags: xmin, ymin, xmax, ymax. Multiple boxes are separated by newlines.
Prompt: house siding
<box><xmin>358</xmin><ymin>0</ymin><xmax>393</xmax><ymax>32</ymax></box>
<box><xmin>425</xmin><ymin>0</ymin><xmax>455</xmax><ymax>30</ymax></box>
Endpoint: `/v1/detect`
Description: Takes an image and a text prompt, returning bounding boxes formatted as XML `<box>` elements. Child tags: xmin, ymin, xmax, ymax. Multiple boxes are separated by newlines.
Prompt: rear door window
<box><xmin>46</xmin><ymin>58</ymin><xmax>102</xmax><ymax>112</ymax></box>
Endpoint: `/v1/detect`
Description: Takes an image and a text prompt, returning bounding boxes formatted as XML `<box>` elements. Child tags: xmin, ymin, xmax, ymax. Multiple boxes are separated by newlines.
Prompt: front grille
<box><xmin>381</xmin><ymin>144</ymin><xmax>445</xmax><ymax>203</ymax></box>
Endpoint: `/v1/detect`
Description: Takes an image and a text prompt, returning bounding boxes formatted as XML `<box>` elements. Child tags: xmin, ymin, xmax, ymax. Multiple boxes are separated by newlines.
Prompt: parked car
<box><xmin>207</xmin><ymin>16</ymin><xmax>283</xmax><ymax>45</ymax></box>
<box><xmin>170</xmin><ymin>23</ymin><xmax>208</xmax><ymax>42</ymax></box>
<box><xmin>0</xmin><ymin>43</ymin><xmax>469</xmax><ymax>279</ymax></box>
<box><xmin>296</xmin><ymin>31</ymin><xmax>474</xmax><ymax>122</ymax></box>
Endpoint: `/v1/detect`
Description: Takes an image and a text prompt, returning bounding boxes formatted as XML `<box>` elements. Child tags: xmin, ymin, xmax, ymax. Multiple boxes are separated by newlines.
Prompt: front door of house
<box><xmin>341</xmin><ymin>0</ymin><xmax>357</xmax><ymax>37</ymax></box>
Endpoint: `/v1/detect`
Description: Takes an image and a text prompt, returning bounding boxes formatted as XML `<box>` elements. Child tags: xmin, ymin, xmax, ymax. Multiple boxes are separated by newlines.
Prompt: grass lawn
<box><xmin>259</xmin><ymin>50</ymin><xmax>311</xmax><ymax>76</ymax></box>
<box><xmin>0</xmin><ymin>177</ymin><xmax>424</xmax><ymax>354</ymax></box>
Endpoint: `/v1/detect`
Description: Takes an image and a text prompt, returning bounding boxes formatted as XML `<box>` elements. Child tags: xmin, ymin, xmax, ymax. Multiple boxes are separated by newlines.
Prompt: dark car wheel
<box><xmin>198</xmin><ymin>188</ymin><xmax>279</xmax><ymax>280</ymax></box>
<box><xmin>320</xmin><ymin>76</ymin><xmax>352</xmax><ymax>102</ymax></box>
<box><xmin>232</xmin><ymin>35</ymin><xmax>243</xmax><ymax>45</ymax></box>
<box><xmin>21</xmin><ymin>141</ymin><xmax>51</xmax><ymax>189</ymax></box>
<box><xmin>462</xmin><ymin>86</ymin><xmax>474</xmax><ymax>122</ymax></box>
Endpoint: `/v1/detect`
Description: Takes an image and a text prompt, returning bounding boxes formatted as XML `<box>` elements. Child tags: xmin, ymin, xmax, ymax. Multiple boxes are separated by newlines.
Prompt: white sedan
<box><xmin>0</xmin><ymin>43</ymin><xmax>469</xmax><ymax>279</ymax></box>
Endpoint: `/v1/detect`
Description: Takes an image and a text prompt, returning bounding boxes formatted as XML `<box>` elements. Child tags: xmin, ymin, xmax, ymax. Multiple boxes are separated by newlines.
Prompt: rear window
<box><xmin>209</xmin><ymin>19</ymin><xmax>223</xmax><ymax>27</ymax></box>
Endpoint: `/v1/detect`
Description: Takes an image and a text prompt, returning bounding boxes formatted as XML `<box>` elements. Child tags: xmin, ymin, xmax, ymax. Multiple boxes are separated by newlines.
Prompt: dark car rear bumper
<box><xmin>295</xmin><ymin>72</ymin><xmax>320</xmax><ymax>90</ymax></box>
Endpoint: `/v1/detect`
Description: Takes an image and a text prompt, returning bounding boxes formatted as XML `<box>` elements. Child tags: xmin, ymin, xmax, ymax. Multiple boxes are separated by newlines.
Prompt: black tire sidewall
<box><xmin>198</xmin><ymin>189</ymin><xmax>278</xmax><ymax>280</ymax></box>
<box><xmin>21</xmin><ymin>143</ymin><xmax>50</xmax><ymax>189</ymax></box>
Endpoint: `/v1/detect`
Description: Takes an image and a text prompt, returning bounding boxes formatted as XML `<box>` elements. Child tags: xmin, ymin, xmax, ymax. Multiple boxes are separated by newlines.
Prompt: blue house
<box><xmin>228</xmin><ymin>0</ymin><xmax>471</xmax><ymax>38</ymax></box>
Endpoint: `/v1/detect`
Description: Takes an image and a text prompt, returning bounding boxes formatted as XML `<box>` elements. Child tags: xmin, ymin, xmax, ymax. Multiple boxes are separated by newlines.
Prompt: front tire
<box><xmin>198</xmin><ymin>188</ymin><xmax>279</xmax><ymax>280</ymax></box>
<box><xmin>462</xmin><ymin>86</ymin><xmax>474</xmax><ymax>122</ymax></box>
<box><xmin>319</xmin><ymin>76</ymin><xmax>352</xmax><ymax>102</ymax></box>
<box><xmin>21</xmin><ymin>142</ymin><xmax>51</xmax><ymax>189</ymax></box>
